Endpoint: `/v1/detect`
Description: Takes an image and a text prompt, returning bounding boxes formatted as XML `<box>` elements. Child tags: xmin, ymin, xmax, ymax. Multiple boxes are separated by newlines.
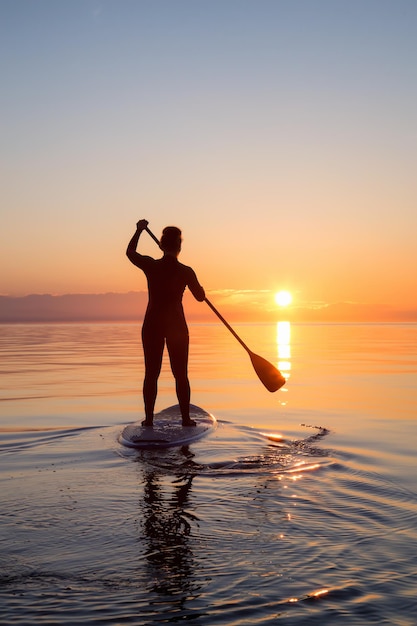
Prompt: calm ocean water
<box><xmin>1</xmin><ymin>322</ymin><xmax>416</xmax><ymax>625</ymax></box>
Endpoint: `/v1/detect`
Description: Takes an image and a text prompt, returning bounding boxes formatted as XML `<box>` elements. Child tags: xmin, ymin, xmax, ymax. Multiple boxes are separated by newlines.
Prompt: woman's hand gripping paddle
<box><xmin>145</xmin><ymin>225</ymin><xmax>286</xmax><ymax>392</ymax></box>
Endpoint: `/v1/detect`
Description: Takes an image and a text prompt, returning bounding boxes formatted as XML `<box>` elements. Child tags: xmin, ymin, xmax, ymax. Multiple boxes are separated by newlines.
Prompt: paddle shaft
<box><xmin>145</xmin><ymin>226</ymin><xmax>161</xmax><ymax>247</ymax></box>
<box><xmin>144</xmin><ymin>226</ymin><xmax>251</xmax><ymax>354</ymax></box>
<box><xmin>203</xmin><ymin>297</ymin><xmax>251</xmax><ymax>354</ymax></box>
<box><xmin>142</xmin><ymin>224</ymin><xmax>285</xmax><ymax>391</ymax></box>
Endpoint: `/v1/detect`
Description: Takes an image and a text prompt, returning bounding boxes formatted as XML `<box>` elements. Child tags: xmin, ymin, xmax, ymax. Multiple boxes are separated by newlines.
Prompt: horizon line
<box><xmin>1</xmin><ymin>291</ymin><xmax>416</xmax><ymax>324</ymax></box>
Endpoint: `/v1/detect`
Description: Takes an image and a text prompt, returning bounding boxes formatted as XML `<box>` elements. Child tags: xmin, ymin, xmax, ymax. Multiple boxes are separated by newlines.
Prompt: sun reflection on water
<box><xmin>277</xmin><ymin>322</ymin><xmax>291</xmax><ymax>405</ymax></box>
<box><xmin>277</xmin><ymin>321</ymin><xmax>291</xmax><ymax>378</ymax></box>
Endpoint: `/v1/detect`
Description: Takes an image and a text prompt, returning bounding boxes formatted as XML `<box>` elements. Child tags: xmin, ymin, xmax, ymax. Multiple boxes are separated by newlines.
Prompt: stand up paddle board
<box><xmin>119</xmin><ymin>404</ymin><xmax>217</xmax><ymax>449</ymax></box>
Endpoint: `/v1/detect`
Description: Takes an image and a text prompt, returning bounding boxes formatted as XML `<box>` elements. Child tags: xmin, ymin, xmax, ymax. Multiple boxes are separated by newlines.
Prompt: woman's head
<box><xmin>160</xmin><ymin>226</ymin><xmax>182</xmax><ymax>256</ymax></box>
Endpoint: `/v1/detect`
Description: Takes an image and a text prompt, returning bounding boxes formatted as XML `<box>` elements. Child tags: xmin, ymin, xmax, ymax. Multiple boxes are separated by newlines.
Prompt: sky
<box><xmin>1</xmin><ymin>0</ymin><xmax>417</xmax><ymax>321</ymax></box>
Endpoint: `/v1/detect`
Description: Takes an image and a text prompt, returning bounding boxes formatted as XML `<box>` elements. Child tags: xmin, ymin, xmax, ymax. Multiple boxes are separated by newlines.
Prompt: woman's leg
<box><xmin>142</xmin><ymin>324</ymin><xmax>164</xmax><ymax>426</ymax></box>
<box><xmin>166</xmin><ymin>330</ymin><xmax>195</xmax><ymax>426</ymax></box>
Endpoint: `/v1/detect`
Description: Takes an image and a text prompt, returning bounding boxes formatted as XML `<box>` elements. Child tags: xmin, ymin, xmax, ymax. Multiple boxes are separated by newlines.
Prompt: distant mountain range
<box><xmin>1</xmin><ymin>292</ymin><xmax>415</xmax><ymax>323</ymax></box>
<box><xmin>0</xmin><ymin>292</ymin><xmax>149</xmax><ymax>323</ymax></box>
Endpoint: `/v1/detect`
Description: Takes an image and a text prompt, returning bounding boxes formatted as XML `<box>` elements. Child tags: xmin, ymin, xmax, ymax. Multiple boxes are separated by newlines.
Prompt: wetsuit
<box><xmin>128</xmin><ymin>251</ymin><xmax>205</xmax><ymax>420</ymax></box>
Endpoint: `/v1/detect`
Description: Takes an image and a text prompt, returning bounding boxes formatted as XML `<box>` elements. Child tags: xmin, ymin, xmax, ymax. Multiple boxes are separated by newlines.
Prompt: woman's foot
<box><xmin>182</xmin><ymin>419</ymin><xmax>196</xmax><ymax>427</ymax></box>
<box><xmin>141</xmin><ymin>419</ymin><xmax>153</xmax><ymax>428</ymax></box>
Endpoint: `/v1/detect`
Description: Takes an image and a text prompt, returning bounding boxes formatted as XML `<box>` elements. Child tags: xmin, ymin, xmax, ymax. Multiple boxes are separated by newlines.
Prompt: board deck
<box><xmin>119</xmin><ymin>404</ymin><xmax>217</xmax><ymax>449</ymax></box>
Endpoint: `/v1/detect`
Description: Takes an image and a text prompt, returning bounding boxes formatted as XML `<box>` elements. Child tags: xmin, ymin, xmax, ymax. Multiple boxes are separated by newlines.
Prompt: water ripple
<box><xmin>0</xmin><ymin>422</ymin><xmax>416</xmax><ymax>624</ymax></box>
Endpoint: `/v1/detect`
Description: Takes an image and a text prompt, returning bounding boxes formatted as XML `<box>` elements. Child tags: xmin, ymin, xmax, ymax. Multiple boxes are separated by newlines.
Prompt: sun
<box><xmin>275</xmin><ymin>290</ymin><xmax>292</xmax><ymax>306</ymax></box>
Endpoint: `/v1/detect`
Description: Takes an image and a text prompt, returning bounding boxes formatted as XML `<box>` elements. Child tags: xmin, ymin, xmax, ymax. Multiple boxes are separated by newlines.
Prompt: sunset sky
<box><xmin>2</xmin><ymin>0</ymin><xmax>417</xmax><ymax>321</ymax></box>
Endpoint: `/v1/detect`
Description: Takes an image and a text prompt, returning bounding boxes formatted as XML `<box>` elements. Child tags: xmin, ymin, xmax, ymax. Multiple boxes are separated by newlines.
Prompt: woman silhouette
<box><xmin>127</xmin><ymin>219</ymin><xmax>205</xmax><ymax>427</ymax></box>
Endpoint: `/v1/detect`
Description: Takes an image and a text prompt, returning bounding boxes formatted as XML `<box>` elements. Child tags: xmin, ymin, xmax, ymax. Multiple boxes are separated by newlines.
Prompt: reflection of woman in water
<box><xmin>138</xmin><ymin>449</ymin><xmax>200</xmax><ymax>600</ymax></box>
<box><xmin>126</xmin><ymin>219</ymin><xmax>205</xmax><ymax>427</ymax></box>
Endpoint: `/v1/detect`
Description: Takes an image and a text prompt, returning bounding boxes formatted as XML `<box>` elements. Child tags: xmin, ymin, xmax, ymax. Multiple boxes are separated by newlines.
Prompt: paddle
<box><xmin>145</xmin><ymin>226</ymin><xmax>286</xmax><ymax>392</ymax></box>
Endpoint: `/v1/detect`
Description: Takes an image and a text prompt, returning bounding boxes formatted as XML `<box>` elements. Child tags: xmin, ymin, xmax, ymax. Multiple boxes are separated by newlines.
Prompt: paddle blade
<box><xmin>248</xmin><ymin>351</ymin><xmax>286</xmax><ymax>392</ymax></box>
